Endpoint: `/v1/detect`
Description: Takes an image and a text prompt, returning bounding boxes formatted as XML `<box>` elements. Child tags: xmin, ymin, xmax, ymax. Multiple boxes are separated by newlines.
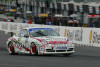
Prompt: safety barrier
<box><xmin>0</xmin><ymin>22</ymin><xmax>100</xmax><ymax>47</ymax></box>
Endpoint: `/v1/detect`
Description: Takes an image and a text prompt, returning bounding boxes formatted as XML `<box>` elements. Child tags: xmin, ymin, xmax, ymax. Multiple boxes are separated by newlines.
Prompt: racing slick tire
<box><xmin>63</xmin><ymin>53</ymin><xmax>73</xmax><ymax>56</ymax></box>
<box><xmin>30</xmin><ymin>43</ymin><xmax>38</xmax><ymax>56</ymax></box>
<box><xmin>8</xmin><ymin>42</ymin><xmax>18</xmax><ymax>55</ymax></box>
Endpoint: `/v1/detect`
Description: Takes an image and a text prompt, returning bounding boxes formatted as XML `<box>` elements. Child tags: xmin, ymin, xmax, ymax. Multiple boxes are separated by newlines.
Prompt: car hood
<box><xmin>33</xmin><ymin>36</ymin><xmax>68</xmax><ymax>44</ymax></box>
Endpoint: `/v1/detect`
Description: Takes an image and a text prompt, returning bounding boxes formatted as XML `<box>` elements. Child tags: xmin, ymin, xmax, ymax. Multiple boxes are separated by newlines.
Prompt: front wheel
<box><xmin>8</xmin><ymin>42</ymin><xmax>18</xmax><ymax>55</ymax></box>
<box><xmin>30</xmin><ymin>43</ymin><xmax>38</xmax><ymax>56</ymax></box>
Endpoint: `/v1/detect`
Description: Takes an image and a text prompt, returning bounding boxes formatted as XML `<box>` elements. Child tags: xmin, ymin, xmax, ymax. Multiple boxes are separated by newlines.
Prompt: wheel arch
<box><xmin>7</xmin><ymin>41</ymin><xmax>12</xmax><ymax>48</ymax></box>
<box><xmin>30</xmin><ymin>42</ymin><xmax>38</xmax><ymax>55</ymax></box>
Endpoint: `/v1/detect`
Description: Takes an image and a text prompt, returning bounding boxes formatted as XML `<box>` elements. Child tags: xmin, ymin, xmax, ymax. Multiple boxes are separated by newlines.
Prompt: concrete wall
<box><xmin>0</xmin><ymin>31</ymin><xmax>10</xmax><ymax>50</ymax></box>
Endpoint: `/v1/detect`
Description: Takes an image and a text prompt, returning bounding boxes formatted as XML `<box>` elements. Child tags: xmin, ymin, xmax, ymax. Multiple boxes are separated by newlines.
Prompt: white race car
<box><xmin>7</xmin><ymin>27</ymin><xmax>74</xmax><ymax>56</ymax></box>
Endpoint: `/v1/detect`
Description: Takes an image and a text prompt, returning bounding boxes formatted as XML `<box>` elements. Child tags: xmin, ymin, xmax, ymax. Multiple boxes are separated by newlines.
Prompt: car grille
<box><xmin>51</xmin><ymin>44</ymin><xmax>67</xmax><ymax>47</ymax></box>
<box><xmin>67</xmin><ymin>48</ymin><xmax>74</xmax><ymax>51</ymax></box>
<box><xmin>46</xmin><ymin>49</ymin><xmax>55</xmax><ymax>52</ymax></box>
<box><xmin>46</xmin><ymin>49</ymin><xmax>67</xmax><ymax>52</ymax></box>
<box><xmin>56</xmin><ymin>50</ymin><xmax>66</xmax><ymax>52</ymax></box>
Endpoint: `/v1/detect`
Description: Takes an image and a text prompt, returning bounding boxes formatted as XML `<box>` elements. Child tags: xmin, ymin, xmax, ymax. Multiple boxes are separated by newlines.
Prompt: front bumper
<box><xmin>43</xmin><ymin>51</ymin><xmax>75</xmax><ymax>54</ymax></box>
<box><xmin>39</xmin><ymin>46</ymin><xmax>75</xmax><ymax>55</ymax></box>
<box><xmin>39</xmin><ymin>43</ymin><xmax>75</xmax><ymax>55</ymax></box>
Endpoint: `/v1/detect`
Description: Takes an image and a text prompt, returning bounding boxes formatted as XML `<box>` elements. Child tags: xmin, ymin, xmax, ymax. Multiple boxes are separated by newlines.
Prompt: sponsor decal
<box><xmin>40</xmin><ymin>47</ymin><xmax>44</xmax><ymax>51</ymax></box>
<box><xmin>49</xmin><ymin>41</ymin><xmax>67</xmax><ymax>44</ymax></box>
<box><xmin>56</xmin><ymin>47</ymin><xmax>67</xmax><ymax>50</ymax></box>
<box><xmin>29</xmin><ymin>28</ymin><xmax>53</xmax><ymax>32</ymax></box>
<box><xmin>64</xmin><ymin>29</ymin><xmax>83</xmax><ymax>42</ymax></box>
<box><xmin>18</xmin><ymin>37</ymin><xmax>23</xmax><ymax>43</ymax></box>
<box><xmin>10</xmin><ymin>37</ymin><xmax>14</xmax><ymax>41</ymax></box>
<box><xmin>66</xmin><ymin>30</ymin><xmax>74</xmax><ymax>41</ymax></box>
<box><xmin>39</xmin><ymin>46</ymin><xmax>45</xmax><ymax>54</ymax></box>
<box><xmin>74</xmin><ymin>30</ymin><xmax>83</xmax><ymax>42</ymax></box>
<box><xmin>12</xmin><ymin>38</ymin><xmax>23</xmax><ymax>50</ymax></box>
<box><xmin>92</xmin><ymin>31</ymin><xmax>100</xmax><ymax>44</ymax></box>
<box><xmin>89</xmin><ymin>30</ymin><xmax>92</xmax><ymax>43</ymax></box>
<box><xmin>13</xmin><ymin>37</ymin><xmax>29</xmax><ymax>50</ymax></box>
<box><xmin>64</xmin><ymin>29</ymin><xmax>67</xmax><ymax>37</ymax></box>
<box><xmin>32</xmin><ymin>38</ymin><xmax>42</xmax><ymax>43</ymax></box>
<box><xmin>89</xmin><ymin>30</ymin><xmax>100</xmax><ymax>44</ymax></box>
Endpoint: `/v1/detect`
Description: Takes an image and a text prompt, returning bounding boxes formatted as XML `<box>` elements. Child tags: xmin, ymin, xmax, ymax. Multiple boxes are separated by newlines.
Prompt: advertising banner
<box><xmin>74</xmin><ymin>5</ymin><xmax>77</xmax><ymax>11</ymax></box>
<box><xmin>79</xmin><ymin>5</ymin><xmax>83</xmax><ymax>12</ymax></box>
<box><xmin>38</xmin><ymin>13</ymin><xmax>48</xmax><ymax>17</ymax></box>
<box><xmin>89</xmin><ymin>6</ymin><xmax>93</xmax><ymax>13</ymax></box>
<box><xmin>95</xmin><ymin>6</ymin><xmax>99</xmax><ymax>14</ymax></box>
<box><xmin>60</xmin><ymin>27</ymin><xmax>100</xmax><ymax>47</ymax></box>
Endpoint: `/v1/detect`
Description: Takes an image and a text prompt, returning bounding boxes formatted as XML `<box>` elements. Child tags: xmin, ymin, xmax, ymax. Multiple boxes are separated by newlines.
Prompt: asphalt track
<box><xmin>0</xmin><ymin>31</ymin><xmax>100</xmax><ymax>67</ymax></box>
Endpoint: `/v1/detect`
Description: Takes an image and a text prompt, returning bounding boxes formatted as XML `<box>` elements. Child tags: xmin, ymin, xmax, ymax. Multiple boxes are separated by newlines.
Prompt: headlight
<box><xmin>41</xmin><ymin>39</ymin><xmax>47</xmax><ymax>44</ymax></box>
<box><xmin>45</xmin><ymin>44</ymin><xmax>51</xmax><ymax>47</ymax></box>
<box><xmin>68</xmin><ymin>41</ymin><xmax>74</xmax><ymax>47</ymax></box>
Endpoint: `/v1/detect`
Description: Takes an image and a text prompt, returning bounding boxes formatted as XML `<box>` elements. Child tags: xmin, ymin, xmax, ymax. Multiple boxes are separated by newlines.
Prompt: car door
<box><xmin>19</xmin><ymin>29</ymin><xmax>29</xmax><ymax>50</ymax></box>
<box><xmin>13</xmin><ymin>30</ymin><xmax>21</xmax><ymax>42</ymax></box>
<box><xmin>12</xmin><ymin>30</ymin><xmax>22</xmax><ymax>51</ymax></box>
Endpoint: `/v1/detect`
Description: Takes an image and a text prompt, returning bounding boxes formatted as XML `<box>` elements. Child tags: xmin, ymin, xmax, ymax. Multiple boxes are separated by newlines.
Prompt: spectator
<box><xmin>27</xmin><ymin>19</ymin><xmax>32</xmax><ymax>24</ymax></box>
<box><xmin>6</xmin><ymin>19</ymin><xmax>8</xmax><ymax>22</ymax></box>
<box><xmin>41</xmin><ymin>17</ymin><xmax>46</xmax><ymax>24</ymax></box>
<box><xmin>74</xmin><ymin>19</ymin><xmax>79</xmax><ymax>27</ymax></box>
<box><xmin>51</xmin><ymin>17</ymin><xmax>55</xmax><ymax>25</ymax></box>
<box><xmin>63</xmin><ymin>17</ymin><xmax>68</xmax><ymax>26</ymax></box>
<box><xmin>38</xmin><ymin>18</ymin><xmax>42</xmax><ymax>24</ymax></box>
<box><xmin>3</xmin><ymin>19</ymin><xmax>6</xmax><ymax>22</ymax></box>
<box><xmin>14</xmin><ymin>14</ymin><xmax>17</xmax><ymax>19</ymax></box>
<box><xmin>56</xmin><ymin>18</ymin><xmax>61</xmax><ymax>26</ymax></box>
<box><xmin>68</xmin><ymin>19</ymin><xmax>73</xmax><ymax>26</ymax></box>
<box><xmin>60</xmin><ymin>18</ymin><xmax>65</xmax><ymax>26</ymax></box>
<box><xmin>22</xmin><ymin>19</ymin><xmax>26</xmax><ymax>23</ymax></box>
<box><xmin>7</xmin><ymin>18</ymin><xmax>11</xmax><ymax>22</ymax></box>
<box><xmin>10</xmin><ymin>18</ymin><xmax>14</xmax><ymax>22</ymax></box>
<box><xmin>46</xmin><ymin>19</ymin><xmax>51</xmax><ymax>25</ymax></box>
<box><xmin>54</xmin><ymin>18</ymin><xmax>58</xmax><ymax>25</ymax></box>
<box><xmin>34</xmin><ymin>16</ymin><xmax>38</xmax><ymax>24</ymax></box>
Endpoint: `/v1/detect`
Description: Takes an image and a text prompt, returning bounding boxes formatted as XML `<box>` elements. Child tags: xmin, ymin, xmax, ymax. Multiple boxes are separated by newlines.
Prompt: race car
<box><xmin>7</xmin><ymin>27</ymin><xmax>74</xmax><ymax>56</ymax></box>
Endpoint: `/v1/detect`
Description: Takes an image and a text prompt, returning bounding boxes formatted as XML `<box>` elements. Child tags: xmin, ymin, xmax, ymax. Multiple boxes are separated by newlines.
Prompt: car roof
<box><xmin>23</xmin><ymin>27</ymin><xmax>52</xmax><ymax>30</ymax></box>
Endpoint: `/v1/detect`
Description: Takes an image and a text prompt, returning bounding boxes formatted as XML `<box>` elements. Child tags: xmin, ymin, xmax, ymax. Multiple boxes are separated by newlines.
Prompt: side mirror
<box><xmin>24</xmin><ymin>34</ymin><xmax>29</xmax><ymax>38</ymax></box>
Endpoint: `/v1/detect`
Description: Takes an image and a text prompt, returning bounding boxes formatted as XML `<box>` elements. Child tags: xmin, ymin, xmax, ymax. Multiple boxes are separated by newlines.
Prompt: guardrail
<box><xmin>0</xmin><ymin>22</ymin><xmax>100</xmax><ymax>47</ymax></box>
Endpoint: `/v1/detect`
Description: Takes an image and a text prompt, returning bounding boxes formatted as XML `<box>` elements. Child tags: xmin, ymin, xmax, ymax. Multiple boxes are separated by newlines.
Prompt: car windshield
<box><xmin>29</xmin><ymin>28</ymin><xmax>59</xmax><ymax>37</ymax></box>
